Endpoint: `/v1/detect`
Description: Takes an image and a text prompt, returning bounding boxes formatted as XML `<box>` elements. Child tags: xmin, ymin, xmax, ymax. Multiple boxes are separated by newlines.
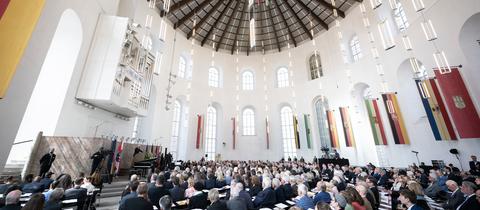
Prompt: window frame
<box><xmin>277</xmin><ymin>67</ymin><xmax>289</xmax><ymax>88</ymax></box>
<box><xmin>208</xmin><ymin>67</ymin><xmax>220</xmax><ymax>88</ymax></box>
<box><xmin>242</xmin><ymin>108</ymin><xmax>255</xmax><ymax>136</ymax></box>
<box><xmin>350</xmin><ymin>35</ymin><xmax>363</xmax><ymax>62</ymax></box>
<box><xmin>280</xmin><ymin>106</ymin><xmax>296</xmax><ymax>159</ymax></box>
<box><xmin>242</xmin><ymin>71</ymin><xmax>255</xmax><ymax>90</ymax></box>
<box><xmin>309</xmin><ymin>53</ymin><xmax>323</xmax><ymax>80</ymax></box>
<box><xmin>205</xmin><ymin>106</ymin><xmax>217</xmax><ymax>160</ymax></box>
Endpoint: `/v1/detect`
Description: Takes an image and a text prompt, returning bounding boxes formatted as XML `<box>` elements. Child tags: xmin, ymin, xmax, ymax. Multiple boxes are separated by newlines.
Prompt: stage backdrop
<box><xmin>0</xmin><ymin>0</ymin><xmax>46</xmax><ymax>98</ymax></box>
<box><xmin>25</xmin><ymin>135</ymin><xmax>151</xmax><ymax>178</ymax></box>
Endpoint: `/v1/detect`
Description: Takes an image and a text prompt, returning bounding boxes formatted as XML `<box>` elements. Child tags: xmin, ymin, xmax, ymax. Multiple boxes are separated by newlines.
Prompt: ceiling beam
<box><xmin>266</xmin><ymin>4</ymin><xmax>281</xmax><ymax>52</ymax></box>
<box><xmin>173</xmin><ymin>0</ymin><xmax>211</xmax><ymax>29</ymax></box>
<box><xmin>187</xmin><ymin>0</ymin><xmax>225</xmax><ymax>39</ymax></box>
<box><xmin>201</xmin><ymin>0</ymin><xmax>234</xmax><ymax>46</ymax></box>
<box><xmin>282</xmin><ymin>0</ymin><xmax>313</xmax><ymax>40</ymax></box>
<box><xmin>230</xmin><ymin>1</ymin><xmax>247</xmax><ymax>54</ymax></box>
<box><xmin>272</xmin><ymin>0</ymin><xmax>297</xmax><ymax>47</ymax></box>
<box><xmin>314</xmin><ymin>0</ymin><xmax>346</xmax><ymax>18</ymax></box>
<box><xmin>216</xmin><ymin>0</ymin><xmax>243</xmax><ymax>51</ymax></box>
<box><xmin>295</xmin><ymin>0</ymin><xmax>329</xmax><ymax>30</ymax></box>
<box><xmin>168</xmin><ymin>0</ymin><xmax>194</xmax><ymax>13</ymax></box>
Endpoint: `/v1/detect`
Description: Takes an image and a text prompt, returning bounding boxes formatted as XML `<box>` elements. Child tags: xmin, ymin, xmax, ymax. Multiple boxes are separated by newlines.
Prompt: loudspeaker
<box><xmin>449</xmin><ymin>149</ymin><xmax>459</xmax><ymax>154</ymax></box>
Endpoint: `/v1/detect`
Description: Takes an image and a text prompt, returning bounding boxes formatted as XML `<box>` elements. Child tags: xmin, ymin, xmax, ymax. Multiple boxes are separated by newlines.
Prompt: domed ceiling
<box><xmin>157</xmin><ymin>0</ymin><xmax>362</xmax><ymax>55</ymax></box>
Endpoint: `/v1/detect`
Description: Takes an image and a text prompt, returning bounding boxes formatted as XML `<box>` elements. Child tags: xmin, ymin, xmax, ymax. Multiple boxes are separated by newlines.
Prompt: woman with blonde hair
<box><xmin>184</xmin><ymin>177</ymin><xmax>195</xmax><ymax>198</ymax></box>
<box><xmin>407</xmin><ymin>181</ymin><xmax>430</xmax><ymax>209</ymax></box>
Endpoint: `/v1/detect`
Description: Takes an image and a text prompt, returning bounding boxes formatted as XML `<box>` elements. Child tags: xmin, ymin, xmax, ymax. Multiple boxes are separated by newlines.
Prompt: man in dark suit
<box><xmin>1</xmin><ymin>190</ymin><xmax>21</xmax><ymax>210</ymax></box>
<box><xmin>253</xmin><ymin>177</ymin><xmax>276</xmax><ymax>208</ymax></box>
<box><xmin>236</xmin><ymin>183</ymin><xmax>254</xmax><ymax>210</ymax></box>
<box><xmin>188</xmin><ymin>182</ymin><xmax>210</xmax><ymax>209</ymax></box>
<box><xmin>282</xmin><ymin>176</ymin><xmax>293</xmax><ymax>199</ymax></box>
<box><xmin>442</xmin><ymin>180</ymin><xmax>464</xmax><ymax>210</ymax></box>
<box><xmin>39</xmin><ymin>172</ymin><xmax>54</xmax><ymax>189</ymax></box>
<box><xmin>205</xmin><ymin>173</ymin><xmax>217</xmax><ymax>190</ymax></box>
<box><xmin>22</xmin><ymin>176</ymin><xmax>45</xmax><ymax>193</ymax></box>
<box><xmin>118</xmin><ymin>181</ymin><xmax>139</xmax><ymax>208</ymax></box>
<box><xmin>457</xmin><ymin>181</ymin><xmax>480</xmax><ymax>210</ymax></box>
<box><xmin>399</xmin><ymin>189</ymin><xmax>424</xmax><ymax>210</ymax></box>
<box><xmin>122</xmin><ymin>182</ymin><xmax>153</xmax><ymax>210</ymax></box>
<box><xmin>469</xmin><ymin>155</ymin><xmax>480</xmax><ymax>174</ymax></box>
<box><xmin>0</xmin><ymin>176</ymin><xmax>14</xmax><ymax>195</ymax></box>
<box><xmin>272</xmin><ymin>178</ymin><xmax>286</xmax><ymax>203</ymax></box>
<box><xmin>226</xmin><ymin>186</ymin><xmax>247</xmax><ymax>210</ymax></box>
<box><xmin>39</xmin><ymin>148</ymin><xmax>56</xmax><ymax>178</ymax></box>
<box><xmin>64</xmin><ymin>178</ymin><xmax>88</xmax><ymax>210</ymax></box>
<box><xmin>168</xmin><ymin>177</ymin><xmax>185</xmax><ymax>202</ymax></box>
<box><xmin>207</xmin><ymin>189</ymin><xmax>228</xmax><ymax>210</ymax></box>
<box><xmin>148</xmin><ymin>174</ymin><xmax>170</xmax><ymax>209</ymax></box>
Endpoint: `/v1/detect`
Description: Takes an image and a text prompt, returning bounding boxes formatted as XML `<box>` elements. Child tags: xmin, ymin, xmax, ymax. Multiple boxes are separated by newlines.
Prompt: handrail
<box><xmin>12</xmin><ymin>140</ymin><xmax>33</xmax><ymax>145</ymax></box>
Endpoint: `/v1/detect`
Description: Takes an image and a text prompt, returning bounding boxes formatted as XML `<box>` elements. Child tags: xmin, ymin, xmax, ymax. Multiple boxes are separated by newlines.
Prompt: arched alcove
<box><xmin>459</xmin><ymin>12</ymin><xmax>480</xmax><ymax>109</ymax></box>
<box><xmin>7</xmin><ymin>9</ymin><xmax>83</xmax><ymax>163</ymax></box>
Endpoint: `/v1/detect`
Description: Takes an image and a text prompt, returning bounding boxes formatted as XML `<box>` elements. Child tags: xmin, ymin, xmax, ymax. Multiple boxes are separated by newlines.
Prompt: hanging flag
<box><xmin>365</xmin><ymin>99</ymin><xmax>388</xmax><ymax>145</ymax></box>
<box><xmin>326</xmin><ymin>110</ymin><xmax>340</xmax><ymax>148</ymax></box>
<box><xmin>196</xmin><ymin>115</ymin><xmax>203</xmax><ymax>149</ymax></box>
<box><xmin>265</xmin><ymin>117</ymin><xmax>270</xmax><ymax>149</ymax></box>
<box><xmin>415</xmin><ymin>79</ymin><xmax>457</xmax><ymax>140</ymax></box>
<box><xmin>382</xmin><ymin>93</ymin><xmax>410</xmax><ymax>144</ymax></box>
<box><xmin>434</xmin><ymin>68</ymin><xmax>480</xmax><ymax>138</ymax></box>
<box><xmin>293</xmin><ymin>115</ymin><xmax>301</xmax><ymax>149</ymax></box>
<box><xmin>107</xmin><ymin>137</ymin><xmax>117</xmax><ymax>175</ymax></box>
<box><xmin>0</xmin><ymin>0</ymin><xmax>46</xmax><ymax>98</ymax></box>
<box><xmin>303</xmin><ymin>114</ymin><xmax>312</xmax><ymax>149</ymax></box>
<box><xmin>339</xmin><ymin>107</ymin><xmax>356</xmax><ymax>147</ymax></box>
<box><xmin>232</xmin><ymin>117</ymin><xmax>236</xmax><ymax>150</ymax></box>
<box><xmin>114</xmin><ymin>139</ymin><xmax>124</xmax><ymax>175</ymax></box>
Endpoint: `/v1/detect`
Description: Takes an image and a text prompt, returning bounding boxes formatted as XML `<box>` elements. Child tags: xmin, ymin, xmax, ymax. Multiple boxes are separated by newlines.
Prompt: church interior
<box><xmin>0</xmin><ymin>0</ymin><xmax>479</xmax><ymax>209</ymax></box>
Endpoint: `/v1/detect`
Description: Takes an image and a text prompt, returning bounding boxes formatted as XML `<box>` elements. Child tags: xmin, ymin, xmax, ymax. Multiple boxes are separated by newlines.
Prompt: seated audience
<box><xmin>0</xmin><ymin>177</ymin><xmax>14</xmax><ymax>195</ymax></box>
<box><xmin>158</xmin><ymin>195</ymin><xmax>172</xmax><ymax>210</ymax></box>
<box><xmin>398</xmin><ymin>189</ymin><xmax>423</xmax><ymax>210</ymax></box>
<box><xmin>273</xmin><ymin>178</ymin><xmax>286</xmax><ymax>203</ymax></box>
<box><xmin>253</xmin><ymin>177</ymin><xmax>276</xmax><ymax>208</ymax></box>
<box><xmin>1</xmin><ymin>190</ymin><xmax>22</xmax><ymax>210</ymax></box>
<box><xmin>406</xmin><ymin>181</ymin><xmax>430</xmax><ymax>210</ymax></box>
<box><xmin>205</xmin><ymin>173</ymin><xmax>217</xmax><ymax>190</ymax></box>
<box><xmin>236</xmin><ymin>182</ymin><xmax>254</xmax><ymax>210</ymax></box>
<box><xmin>64</xmin><ymin>178</ymin><xmax>87</xmax><ymax>210</ymax></box>
<box><xmin>366</xmin><ymin>176</ymin><xmax>380</xmax><ymax>209</ymax></box>
<box><xmin>313</xmin><ymin>181</ymin><xmax>332</xmax><ymax>204</ymax></box>
<box><xmin>457</xmin><ymin>181</ymin><xmax>479</xmax><ymax>210</ymax></box>
<box><xmin>118</xmin><ymin>181</ymin><xmax>140</xmax><ymax>209</ymax></box>
<box><xmin>355</xmin><ymin>185</ymin><xmax>373</xmax><ymax>210</ymax></box>
<box><xmin>249</xmin><ymin>176</ymin><xmax>262</xmax><ymax>197</ymax></box>
<box><xmin>188</xmin><ymin>182</ymin><xmax>209</xmax><ymax>209</ymax></box>
<box><xmin>81</xmin><ymin>176</ymin><xmax>95</xmax><ymax>193</ymax></box>
<box><xmin>122</xmin><ymin>182</ymin><xmax>153</xmax><ymax>210</ymax></box>
<box><xmin>425</xmin><ymin>173</ymin><xmax>442</xmax><ymax>198</ymax></box>
<box><xmin>44</xmin><ymin>188</ymin><xmax>64</xmax><ymax>210</ymax></box>
<box><xmin>21</xmin><ymin>193</ymin><xmax>45</xmax><ymax>210</ymax></box>
<box><xmin>207</xmin><ymin>189</ymin><xmax>228</xmax><ymax>210</ymax></box>
<box><xmin>39</xmin><ymin>172</ymin><xmax>54</xmax><ymax>190</ymax></box>
<box><xmin>442</xmin><ymin>180</ymin><xmax>464</xmax><ymax>210</ymax></box>
<box><xmin>20</xmin><ymin>174</ymin><xmax>34</xmax><ymax>189</ymax></box>
<box><xmin>295</xmin><ymin>184</ymin><xmax>314</xmax><ymax>210</ymax></box>
<box><xmin>184</xmin><ymin>177</ymin><xmax>195</xmax><ymax>198</ymax></box>
<box><xmin>343</xmin><ymin>187</ymin><xmax>366</xmax><ymax>210</ymax></box>
<box><xmin>168</xmin><ymin>176</ymin><xmax>185</xmax><ymax>202</ymax></box>
<box><xmin>148</xmin><ymin>174</ymin><xmax>170</xmax><ymax>209</ymax></box>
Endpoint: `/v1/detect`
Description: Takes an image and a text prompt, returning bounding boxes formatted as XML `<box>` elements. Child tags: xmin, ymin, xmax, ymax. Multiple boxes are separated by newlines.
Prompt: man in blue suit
<box><xmin>399</xmin><ymin>189</ymin><xmax>424</xmax><ymax>210</ymax></box>
<box><xmin>253</xmin><ymin>177</ymin><xmax>276</xmax><ymax>208</ymax></box>
<box><xmin>295</xmin><ymin>184</ymin><xmax>314</xmax><ymax>210</ymax></box>
<box><xmin>313</xmin><ymin>182</ymin><xmax>331</xmax><ymax>204</ymax></box>
<box><xmin>22</xmin><ymin>176</ymin><xmax>45</xmax><ymax>193</ymax></box>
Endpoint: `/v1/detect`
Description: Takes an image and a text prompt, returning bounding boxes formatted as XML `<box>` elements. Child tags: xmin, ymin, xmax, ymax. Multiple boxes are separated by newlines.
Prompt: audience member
<box><xmin>253</xmin><ymin>177</ymin><xmax>276</xmax><ymax>208</ymax></box>
<box><xmin>188</xmin><ymin>182</ymin><xmax>209</xmax><ymax>209</ymax></box>
<box><xmin>1</xmin><ymin>190</ymin><xmax>22</xmax><ymax>210</ymax></box>
<box><xmin>148</xmin><ymin>174</ymin><xmax>170</xmax><ymax>209</ymax></box>
<box><xmin>207</xmin><ymin>189</ymin><xmax>228</xmax><ymax>210</ymax></box>
<box><xmin>457</xmin><ymin>181</ymin><xmax>479</xmax><ymax>210</ymax></box>
<box><xmin>442</xmin><ymin>180</ymin><xmax>464</xmax><ymax>210</ymax></box>
<box><xmin>158</xmin><ymin>195</ymin><xmax>172</xmax><ymax>210</ymax></box>
<box><xmin>122</xmin><ymin>182</ymin><xmax>153</xmax><ymax>210</ymax></box>
<box><xmin>168</xmin><ymin>176</ymin><xmax>185</xmax><ymax>202</ymax></box>
<box><xmin>81</xmin><ymin>176</ymin><xmax>95</xmax><ymax>193</ymax></box>
<box><xmin>64</xmin><ymin>178</ymin><xmax>87</xmax><ymax>210</ymax></box>
<box><xmin>44</xmin><ymin>188</ymin><xmax>64</xmax><ymax>210</ymax></box>
<box><xmin>21</xmin><ymin>193</ymin><xmax>45</xmax><ymax>210</ymax></box>
<box><xmin>39</xmin><ymin>172</ymin><xmax>54</xmax><ymax>190</ymax></box>
<box><xmin>295</xmin><ymin>184</ymin><xmax>314</xmax><ymax>210</ymax></box>
<box><xmin>118</xmin><ymin>180</ymin><xmax>140</xmax><ymax>208</ymax></box>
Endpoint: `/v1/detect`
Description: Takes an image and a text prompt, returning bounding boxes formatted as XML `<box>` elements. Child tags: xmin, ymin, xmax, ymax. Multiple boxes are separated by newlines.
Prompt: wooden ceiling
<box><xmin>156</xmin><ymin>0</ymin><xmax>363</xmax><ymax>55</ymax></box>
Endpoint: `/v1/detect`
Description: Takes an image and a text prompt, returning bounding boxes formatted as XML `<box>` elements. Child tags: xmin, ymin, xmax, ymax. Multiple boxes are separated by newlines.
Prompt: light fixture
<box><xmin>369</xmin><ymin>0</ymin><xmax>382</xmax><ymax>9</ymax></box>
<box><xmin>421</xmin><ymin>20</ymin><xmax>438</xmax><ymax>41</ymax></box>
<box><xmin>433</xmin><ymin>51</ymin><xmax>452</xmax><ymax>74</ymax></box>
<box><xmin>388</xmin><ymin>0</ymin><xmax>399</xmax><ymax>10</ymax></box>
<box><xmin>401</xmin><ymin>35</ymin><xmax>413</xmax><ymax>51</ymax></box>
<box><xmin>378</xmin><ymin>19</ymin><xmax>395</xmax><ymax>50</ymax></box>
<box><xmin>411</xmin><ymin>0</ymin><xmax>425</xmax><ymax>12</ymax></box>
<box><xmin>376</xmin><ymin>64</ymin><xmax>385</xmax><ymax>76</ymax></box>
<box><xmin>409</xmin><ymin>57</ymin><xmax>422</xmax><ymax>73</ymax></box>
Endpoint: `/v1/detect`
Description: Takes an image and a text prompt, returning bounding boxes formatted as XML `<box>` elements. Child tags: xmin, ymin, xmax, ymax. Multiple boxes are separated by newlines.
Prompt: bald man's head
<box><xmin>5</xmin><ymin>190</ymin><xmax>21</xmax><ymax>205</ymax></box>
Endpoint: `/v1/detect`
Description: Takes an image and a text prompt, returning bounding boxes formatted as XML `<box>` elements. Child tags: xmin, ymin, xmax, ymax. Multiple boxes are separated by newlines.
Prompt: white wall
<box><xmin>144</xmin><ymin>0</ymin><xmax>480</xmax><ymax>168</ymax></box>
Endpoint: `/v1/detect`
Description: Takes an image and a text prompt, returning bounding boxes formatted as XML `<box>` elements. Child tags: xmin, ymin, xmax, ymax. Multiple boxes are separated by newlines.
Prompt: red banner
<box><xmin>0</xmin><ymin>0</ymin><xmax>10</xmax><ymax>20</ymax></box>
<box><xmin>434</xmin><ymin>68</ymin><xmax>480</xmax><ymax>138</ymax></box>
<box><xmin>196</xmin><ymin>115</ymin><xmax>203</xmax><ymax>149</ymax></box>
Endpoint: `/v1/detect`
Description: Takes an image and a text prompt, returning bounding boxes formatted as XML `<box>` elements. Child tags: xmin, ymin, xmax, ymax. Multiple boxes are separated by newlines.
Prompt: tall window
<box><xmin>205</xmin><ymin>106</ymin><xmax>217</xmax><ymax>160</ymax></box>
<box><xmin>242</xmin><ymin>108</ymin><xmax>255</xmax><ymax>135</ymax></box>
<box><xmin>277</xmin><ymin>67</ymin><xmax>289</xmax><ymax>88</ymax></box>
<box><xmin>208</xmin><ymin>67</ymin><xmax>219</xmax><ymax>87</ymax></box>
<box><xmin>393</xmin><ymin>2</ymin><xmax>409</xmax><ymax>31</ymax></box>
<box><xmin>280</xmin><ymin>106</ymin><xmax>296</xmax><ymax>159</ymax></box>
<box><xmin>314</xmin><ymin>97</ymin><xmax>331</xmax><ymax>148</ymax></box>
<box><xmin>309</xmin><ymin>53</ymin><xmax>323</xmax><ymax>80</ymax></box>
<box><xmin>242</xmin><ymin>71</ymin><xmax>254</xmax><ymax>90</ymax></box>
<box><xmin>178</xmin><ymin>56</ymin><xmax>186</xmax><ymax>78</ymax></box>
<box><xmin>170</xmin><ymin>100</ymin><xmax>181</xmax><ymax>159</ymax></box>
<box><xmin>350</xmin><ymin>35</ymin><xmax>363</xmax><ymax>62</ymax></box>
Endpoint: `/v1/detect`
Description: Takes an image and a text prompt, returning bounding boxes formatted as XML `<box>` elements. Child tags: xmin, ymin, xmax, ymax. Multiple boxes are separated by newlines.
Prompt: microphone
<box><xmin>411</xmin><ymin>151</ymin><xmax>419</xmax><ymax>154</ymax></box>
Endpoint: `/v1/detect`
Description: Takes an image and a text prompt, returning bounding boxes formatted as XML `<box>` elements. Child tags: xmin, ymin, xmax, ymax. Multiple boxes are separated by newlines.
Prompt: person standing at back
<box><xmin>122</xmin><ymin>182</ymin><xmax>153</xmax><ymax>210</ymax></box>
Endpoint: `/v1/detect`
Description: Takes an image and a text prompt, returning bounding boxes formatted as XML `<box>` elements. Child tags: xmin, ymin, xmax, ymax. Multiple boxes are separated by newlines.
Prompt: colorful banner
<box><xmin>293</xmin><ymin>116</ymin><xmax>301</xmax><ymax>149</ymax></box>
<box><xmin>232</xmin><ymin>117</ymin><xmax>236</xmax><ymax>150</ymax></box>
<box><xmin>339</xmin><ymin>107</ymin><xmax>356</xmax><ymax>147</ymax></box>
<box><xmin>382</xmin><ymin>93</ymin><xmax>410</xmax><ymax>144</ymax></box>
<box><xmin>265</xmin><ymin>117</ymin><xmax>270</xmax><ymax>149</ymax></box>
<box><xmin>365</xmin><ymin>99</ymin><xmax>388</xmax><ymax>145</ymax></box>
<box><xmin>196</xmin><ymin>115</ymin><xmax>203</xmax><ymax>149</ymax></box>
<box><xmin>0</xmin><ymin>0</ymin><xmax>46</xmax><ymax>98</ymax></box>
<box><xmin>326</xmin><ymin>110</ymin><xmax>340</xmax><ymax>148</ymax></box>
<box><xmin>415</xmin><ymin>79</ymin><xmax>457</xmax><ymax>140</ymax></box>
<box><xmin>114</xmin><ymin>139</ymin><xmax>124</xmax><ymax>175</ymax></box>
<box><xmin>304</xmin><ymin>114</ymin><xmax>312</xmax><ymax>149</ymax></box>
<box><xmin>434</xmin><ymin>68</ymin><xmax>480</xmax><ymax>138</ymax></box>
<box><xmin>107</xmin><ymin>137</ymin><xmax>117</xmax><ymax>175</ymax></box>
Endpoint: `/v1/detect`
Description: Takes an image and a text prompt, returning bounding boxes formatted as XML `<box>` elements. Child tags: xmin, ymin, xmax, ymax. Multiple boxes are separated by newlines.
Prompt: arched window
<box><xmin>178</xmin><ymin>56</ymin><xmax>186</xmax><ymax>78</ymax></box>
<box><xmin>208</xmin><ymin>67</ymin><xmax>219</xmax><ymax>87</ymax></box>
<box><xmin>242</xmin><ymin>108</ymin><xmax>255</xmax><ymax>135</ymax></box>
<box><xmin>350</xmin><ymin>35</ymin><xmax>363</xmax><ymax>62</ymax></box>
<box><xmin>393</xmin><ymin>2</ymin><xmax>409</xmax><ymax>31</ymax></box>
<box><xmin>277</xmin><ymin>67</ymin><xmax>289</xmax><ymax>88</ymax></box>
<box><xmin>309</xmin><ymin>53</ymin><xmax>323</xmax><ymax>80</ymax></box>
<box><xmin>314</xmin><ymin>97</ymin><xmax>331</xmax><ymax>148</ymax></box>
<box><xmin>242</xmin><ymin>71</ymin><xmax>254</xmax><ymax>90</ymax></box>
<box><xmin>170</xmin><ymin>100</ymin><xmax>182</xmax><ymax>159</ymax></box>
<box><xmin>205</xmin><ymin>106</ymin><xmax>217</xmax><ymax>160</ymax></box>
<box><xmin>280</xmin><ymin>106</ymin><xmax>296</xmax><ymax>159</ymax></box>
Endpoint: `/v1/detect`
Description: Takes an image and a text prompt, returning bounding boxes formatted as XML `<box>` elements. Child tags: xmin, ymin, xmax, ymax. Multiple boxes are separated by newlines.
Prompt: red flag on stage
<box><xmin>339</xmin><ymin>107</ymin><xmax>356</xmax><ymax>147</ymax></box>
<box><xmin>434</xmin><ymin>68</ymin><xmax>480</xmax><ymax>138</ymax></box>
<box><xmin>196</xmin><ymin>115</ymin><xmax>203</xmax><ymax>149</ymax></box>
